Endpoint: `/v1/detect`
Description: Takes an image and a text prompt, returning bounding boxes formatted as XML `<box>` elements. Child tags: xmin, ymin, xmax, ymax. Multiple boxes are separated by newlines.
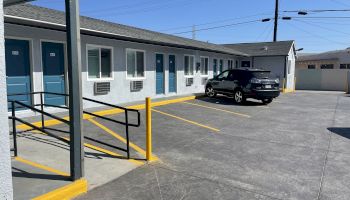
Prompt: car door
<box><xmin>211</xmin><ymin>70</ymin><xmax>229</xmax><ymax>92</ymax></box>
<box><xmin>221</xmin><ymin>70</ymin><xmax>238</xmax><ymax>93</ymax></box>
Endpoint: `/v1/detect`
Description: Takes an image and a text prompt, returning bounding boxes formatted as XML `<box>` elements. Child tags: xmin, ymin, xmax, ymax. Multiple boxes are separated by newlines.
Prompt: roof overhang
<box><xmin>4</xmin><ymin>14</ymin><xmax>248</xmax><ymax>57</ymax></box>
<box><xmin>4</xmin><ymin>0</ymin><xmax>35</xmax><ymax>7</ymax></box>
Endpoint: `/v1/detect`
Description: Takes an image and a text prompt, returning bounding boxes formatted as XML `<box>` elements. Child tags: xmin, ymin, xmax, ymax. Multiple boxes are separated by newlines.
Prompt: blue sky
<box><xmin>32</xmin><ymin>0</ymin><xmax>350</xmax><ymax>53</ymax></box>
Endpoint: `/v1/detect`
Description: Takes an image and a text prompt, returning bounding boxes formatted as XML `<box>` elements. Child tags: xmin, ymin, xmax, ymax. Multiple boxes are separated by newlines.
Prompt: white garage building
<box><xmin>224</xmin><ymin>41</ymin><xmax>297</xmax><ymax>92</ymax></box>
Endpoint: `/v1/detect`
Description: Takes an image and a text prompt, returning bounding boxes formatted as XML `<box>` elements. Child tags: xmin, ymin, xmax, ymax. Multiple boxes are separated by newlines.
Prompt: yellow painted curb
<box><xmin>283</xmin><ymin>88</ymin><xmax>294</xmax><ymax>93</ymax></box>
<box><xmin>32</xmin><ymin>179</ymin><xmax>88</xmax><ymax>200</ymax></box>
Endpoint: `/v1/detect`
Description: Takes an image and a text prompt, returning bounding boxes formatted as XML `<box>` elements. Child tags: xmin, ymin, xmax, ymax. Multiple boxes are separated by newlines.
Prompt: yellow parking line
<box><xmin>152</xmin><ymin>109</ymin><xmax>220</xmax><ymax>132</ymax></box>
<box><xmin>15</xmin><ymin>156</ymin><xmax>69</xmax><ymax>177</ymax></box>
<box><xmin>87</xmin><ymin>118</ymin><xmax>159</xmax><ymax>161</ymax></box>
<box><xmin>182</xmin><ymin>102</ymin><xmax>251</xmax><ymax>118</ymax></box>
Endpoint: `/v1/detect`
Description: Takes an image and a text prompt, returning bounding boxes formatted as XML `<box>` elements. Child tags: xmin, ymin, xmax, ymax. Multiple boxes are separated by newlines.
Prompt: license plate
<box><xmin>265</xmin><ymin>85</ymin><xmax>272</xmax><ymax>89</ymax></box>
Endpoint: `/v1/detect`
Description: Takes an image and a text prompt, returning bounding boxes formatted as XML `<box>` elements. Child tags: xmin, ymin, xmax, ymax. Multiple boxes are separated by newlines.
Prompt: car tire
<box><xmin>233</xmin><ymin>89</ymin><xmax>245</xmax><ymax>104</ymax></box>
<box><xmin>205</xmin><ymin>86</ymin><xmax>216</xmax><ymax>98</ymax></box>
<box><xmin>262</xmin><ymin>98</ymin><xmax>273</xmax><ymax>104</ymax></box>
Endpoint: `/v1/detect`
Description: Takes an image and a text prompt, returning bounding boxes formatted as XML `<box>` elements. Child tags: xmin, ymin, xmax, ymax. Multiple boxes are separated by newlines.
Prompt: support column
<box><xmin>65</xmin><ymin>0</ymin><xmax>84</xmax><ymax>181</ymax></box>
<box><xmin>0</xmin><ymin>1</ymin><xmax>14</xmax><ymax>199</ymax></box>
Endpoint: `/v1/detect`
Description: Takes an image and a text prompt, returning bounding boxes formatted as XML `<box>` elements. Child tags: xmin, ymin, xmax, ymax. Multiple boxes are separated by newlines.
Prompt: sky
<box><xmin>31</xmin><ymin>0</ymin><xmax>350</xmax><ymax>53</ymax></box>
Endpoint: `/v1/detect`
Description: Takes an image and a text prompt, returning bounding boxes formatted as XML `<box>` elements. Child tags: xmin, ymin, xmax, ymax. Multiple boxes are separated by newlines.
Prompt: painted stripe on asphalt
<box><xmin>182</xmin><ymin>101</ymin><xmax>251</xmax><ymax>118</ymax></box>
<box><xmin>152</xmin><ymin>109</ymin><xmax>220</xmax><ymax>132</ymax></box>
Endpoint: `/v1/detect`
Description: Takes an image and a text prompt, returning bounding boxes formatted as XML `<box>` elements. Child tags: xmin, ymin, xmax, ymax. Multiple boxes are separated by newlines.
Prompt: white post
<box><xmin>0</xmin><ymin>0</ymin><xmax>14</xmax><ymax>199</ymax></box>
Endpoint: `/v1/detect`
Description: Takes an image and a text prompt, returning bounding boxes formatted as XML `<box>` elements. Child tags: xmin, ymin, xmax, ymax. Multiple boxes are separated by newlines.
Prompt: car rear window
<box><xmin>251</xmin><ymin>71</ymin><xmax>271</xmax><ymax>79</ymax></box>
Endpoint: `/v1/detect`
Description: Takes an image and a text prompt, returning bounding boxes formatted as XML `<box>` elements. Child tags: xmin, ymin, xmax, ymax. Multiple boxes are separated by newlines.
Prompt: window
<box><xmin>241</xmin><ymin>61</ymin><xmax>250</xmax><ymax>68</ymax></box>
<box><xmin>228</xmin><ymin>59</ymin><xmax>234</xmax><ymax>69</ymax></box>
<box><xmin>287</xmin><ymin>60</ymin><xmax>292</xmax><ymax>74</ymax></box>
<box><xmin>87</xmin><ymin>46</ymin><xmax>112</xmax><ymax>79</ymax></box>
<box><xmin>320</xmin><ymin>64</ymin><xmax>334</xmax><ymax>69</ymax></box>
<box><xmin>184</xmin><ymin>55</ymin><xmax>194</xmax><ymax>76</ymax></box>
<box><xmin>217</xmin><ymin>70</ymin><xmax>229</xmax><ymax>80</ymax></box>
<box><xmin>126</xmin><ymin>49</ymin><xmax>145</xmax><ymax>78</ymax></box>
<box><xmin>308</xmin><ymin>65</ymin><xmax>316</xmax><ymax>69</ymax></box>
<box><xmin>340</xmin><ymin>64</ymin><xmax>350</xmax><ymax>69</ymax></box>
<box><xmin>200</xmin><ymin>57</ymin><xmax>209</xmax><ymax>75</ymax></box>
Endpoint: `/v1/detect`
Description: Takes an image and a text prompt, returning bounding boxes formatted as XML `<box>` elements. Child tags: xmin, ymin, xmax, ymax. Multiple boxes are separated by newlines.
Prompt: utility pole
<box><xmin>273</xmin><ymin>0</ymin><xmax>279</xmax><ymax>42</ymax></box>
<box><xmin>192</xmin><ymin>25</ymin><xmax>196</xmax><ymax>40</ymax></box>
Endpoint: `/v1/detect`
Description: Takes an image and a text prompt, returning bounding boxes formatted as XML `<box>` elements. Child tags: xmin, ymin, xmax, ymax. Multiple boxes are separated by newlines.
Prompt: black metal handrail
<box><xmin>8</xmin><ymin>91</ymin><xmax>141</xmax><ymax>159</ymax></box>
<box><xmin>9</xmin><ymin>100</ymin><xmax>70</xmax><ymax>157</ymax></box>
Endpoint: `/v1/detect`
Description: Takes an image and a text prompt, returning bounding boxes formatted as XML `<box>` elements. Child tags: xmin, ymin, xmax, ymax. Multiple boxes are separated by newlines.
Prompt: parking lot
<box><xmin>68</xmin><ymin>91</ymin><xmax>349</xmax><ymax>200</ymax></box>
<box><xmin>17</xmin><ymin>91</ymin><xmax>350</xmax><ymax>200</ymax></box>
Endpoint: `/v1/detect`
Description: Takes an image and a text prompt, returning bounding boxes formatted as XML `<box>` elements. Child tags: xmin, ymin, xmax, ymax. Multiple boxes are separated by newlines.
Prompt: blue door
<box><xmin>42</xmin><ymin>42</ymin><xmax>66</xmax><ymax>106</ymax></box>
<box><xmin>6</xmin><ymin>39</ymin><xmax>32</xmax><ymax>110</ymax></box>
<box><xmin>168</xmin><ymin>55</ymin><xmax>176</xmax><ymax>93</ymax></box>
<box><xmin>219</xmin><ymin>59</ymin><xmax>223</xmax><ymax>73</ymax></box>
<box><xmin>156</xmin><ymin>54</ymin><xmax>164</xmax><ymax>94</ymax></box>
<box><xmin>213</xmin><ymin>59</ymin><xmax>218</xmax><ymax>77</ymax></box>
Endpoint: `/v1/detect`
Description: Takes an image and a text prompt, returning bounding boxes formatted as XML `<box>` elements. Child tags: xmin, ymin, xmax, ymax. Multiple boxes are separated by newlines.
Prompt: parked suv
<box><xmin>205</xmin><ymin>69</ymin><xmax>280</xmax><ymax>104</ymax></box>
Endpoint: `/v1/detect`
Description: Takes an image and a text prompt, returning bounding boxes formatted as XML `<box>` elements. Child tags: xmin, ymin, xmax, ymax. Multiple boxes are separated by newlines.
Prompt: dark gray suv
<box><xmin>205</xmin><ymin>69</ymin><xmax>280</xmax><ymax>104</ymax></box>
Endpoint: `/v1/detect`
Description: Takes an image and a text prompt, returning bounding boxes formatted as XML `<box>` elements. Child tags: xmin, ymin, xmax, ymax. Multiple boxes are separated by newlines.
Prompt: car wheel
<box><xmin>234</xmin><ymin>89</ymin><xmax>245</xmax><ymax>104</ymax></box>
<box><xmin>205</xmin><ymin>86</ymin><xmax>216</xmax><ymax>97</ymax></box>
<box><xmin>262</xmin><ymin>98</ymin><xmax>273</xmax><ymax>104</ymax></box>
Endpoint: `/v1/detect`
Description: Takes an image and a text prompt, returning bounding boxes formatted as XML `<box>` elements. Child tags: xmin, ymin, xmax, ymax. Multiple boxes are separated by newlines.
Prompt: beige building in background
<box><xmin>296</xmin><ymin>49</ymin><xmax>350</xmax><ymax>69</ymax></box>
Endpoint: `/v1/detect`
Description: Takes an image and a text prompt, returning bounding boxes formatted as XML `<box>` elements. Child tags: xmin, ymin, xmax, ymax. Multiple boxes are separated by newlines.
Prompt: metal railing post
<box><xmin>146</xmin><ymin>97</ymin><xmax>152</xmax><ymax>161</ymax></box>
<box><xmin>125</xmin><ymin>110</ymin><xmax>130</xmax><ymax>159</ymax></box>
<box><xmin>40</xmin><ymin>92</ymin><xmax>45</xmax><ymax>129</ymax></box>
<box><xmin>11</xmin><ymin>101</ymin><xmax>18</xmax><ymax>157</ymax></box>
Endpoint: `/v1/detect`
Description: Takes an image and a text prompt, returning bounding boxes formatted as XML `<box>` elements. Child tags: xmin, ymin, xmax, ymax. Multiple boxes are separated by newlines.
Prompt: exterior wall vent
<box><xmin>186</xmin><ymin>77</ymin><xmax>194</xmax><ymax>86</ymax></box>
<box><xmin>202</xmin><ymin>77</ymin><xmax>208</xmax><ymax>85</ymax></box>
<box><xmin>94</xmin><ymin>82</ymin><xmax>110</xmax><ymax>95</ymax></box>
<box><xmin>130</xmin><ymin>80</ymin><xmax>143</xmax><ymax>91</ymax></box>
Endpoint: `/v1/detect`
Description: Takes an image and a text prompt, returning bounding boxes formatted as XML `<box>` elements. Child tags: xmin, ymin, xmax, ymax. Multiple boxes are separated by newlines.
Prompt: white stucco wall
<box><xmin>5</xmin><ymin>23</ymin><xmax>238</xmax><ymax>109</ymax></box>
<box><xmin>296</xmin><ymin>69</ymin><xmax>350</xmax><ymax>91</ymax></box>
<box><xmin>0</xmin><ymin>1</ymin><xmax>14</xmax><ymax>199</ymax></box>
<box><xmin>253</xmin><ymin>56</ymin><xmax>285</xmax><ymax>82</ymax></box>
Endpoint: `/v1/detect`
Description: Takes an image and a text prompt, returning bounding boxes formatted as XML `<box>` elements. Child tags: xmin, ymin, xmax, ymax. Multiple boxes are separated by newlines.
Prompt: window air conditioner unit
<box><xmin>130</xmin><ymin>80</ymin><xmax>143</xmax><ymax>91</ymax></box>
<box><xmin>186</xmin><ymin>77</ymin><xmax>193</xmax><ymax>86</ymax></box>
<box><xmin>202</xmin><ymin>77</ymin><xmax>208</xmax><ymax>85</ymax></box>
<box><xmin>94</xmin><ymin>82</ymin><xmax>110</xmax><ymax>95</ymax></box>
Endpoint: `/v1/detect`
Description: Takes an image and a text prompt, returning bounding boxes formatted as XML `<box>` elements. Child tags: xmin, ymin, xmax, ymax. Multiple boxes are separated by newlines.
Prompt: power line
<box><xmin>289</xmin><ymin>16</ymin><xmax>350</xmax><ymax>19</ymax></box>
<box><xmin>329</xmin><ymin>0</ymin><xmax>350</xmax><ymax>7</ymax></box>
<box><xmin>255</xmin><ymin>22</ymin><xmax>272</xmax><ymax>41</ymax></box>
<box><xmin>81</xmin><ymin>0</ymin><xmax>170</xmax><ymax>14</ymax></box>
<box><xmin>293</xmin><ymin>19</ymin><xmax>350</xmax><ymax>36</ymax></box>
<box><xmin>159</xmin><ymin>11</ymin><xmax>273</xmax><ymax>32</ymax></box>
<box><xmin>285</xmin><ymin>21</ymin><xmax>349</xmax><ymax>45</ymax></box>
<box><xmin>86</xmin><ymin>0</ymin><xmax>208</xmax><ymax>18</ymax></box>
<box><xmin>172</xmin><ymin>19</ymin><xmax>261</xmax><ymax>35</ymax></box>
<box><xmin>283</xmin><ymin>9</ymin><xmax>350</xmax><ymax>13</ymax></box>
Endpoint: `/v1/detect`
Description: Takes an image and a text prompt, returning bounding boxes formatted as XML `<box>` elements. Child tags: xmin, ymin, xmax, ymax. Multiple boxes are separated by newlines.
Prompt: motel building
<box><xmin>4</xmin><ymin>4</ymin><xmax>251</xmax><ymax>113</ymax></box>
